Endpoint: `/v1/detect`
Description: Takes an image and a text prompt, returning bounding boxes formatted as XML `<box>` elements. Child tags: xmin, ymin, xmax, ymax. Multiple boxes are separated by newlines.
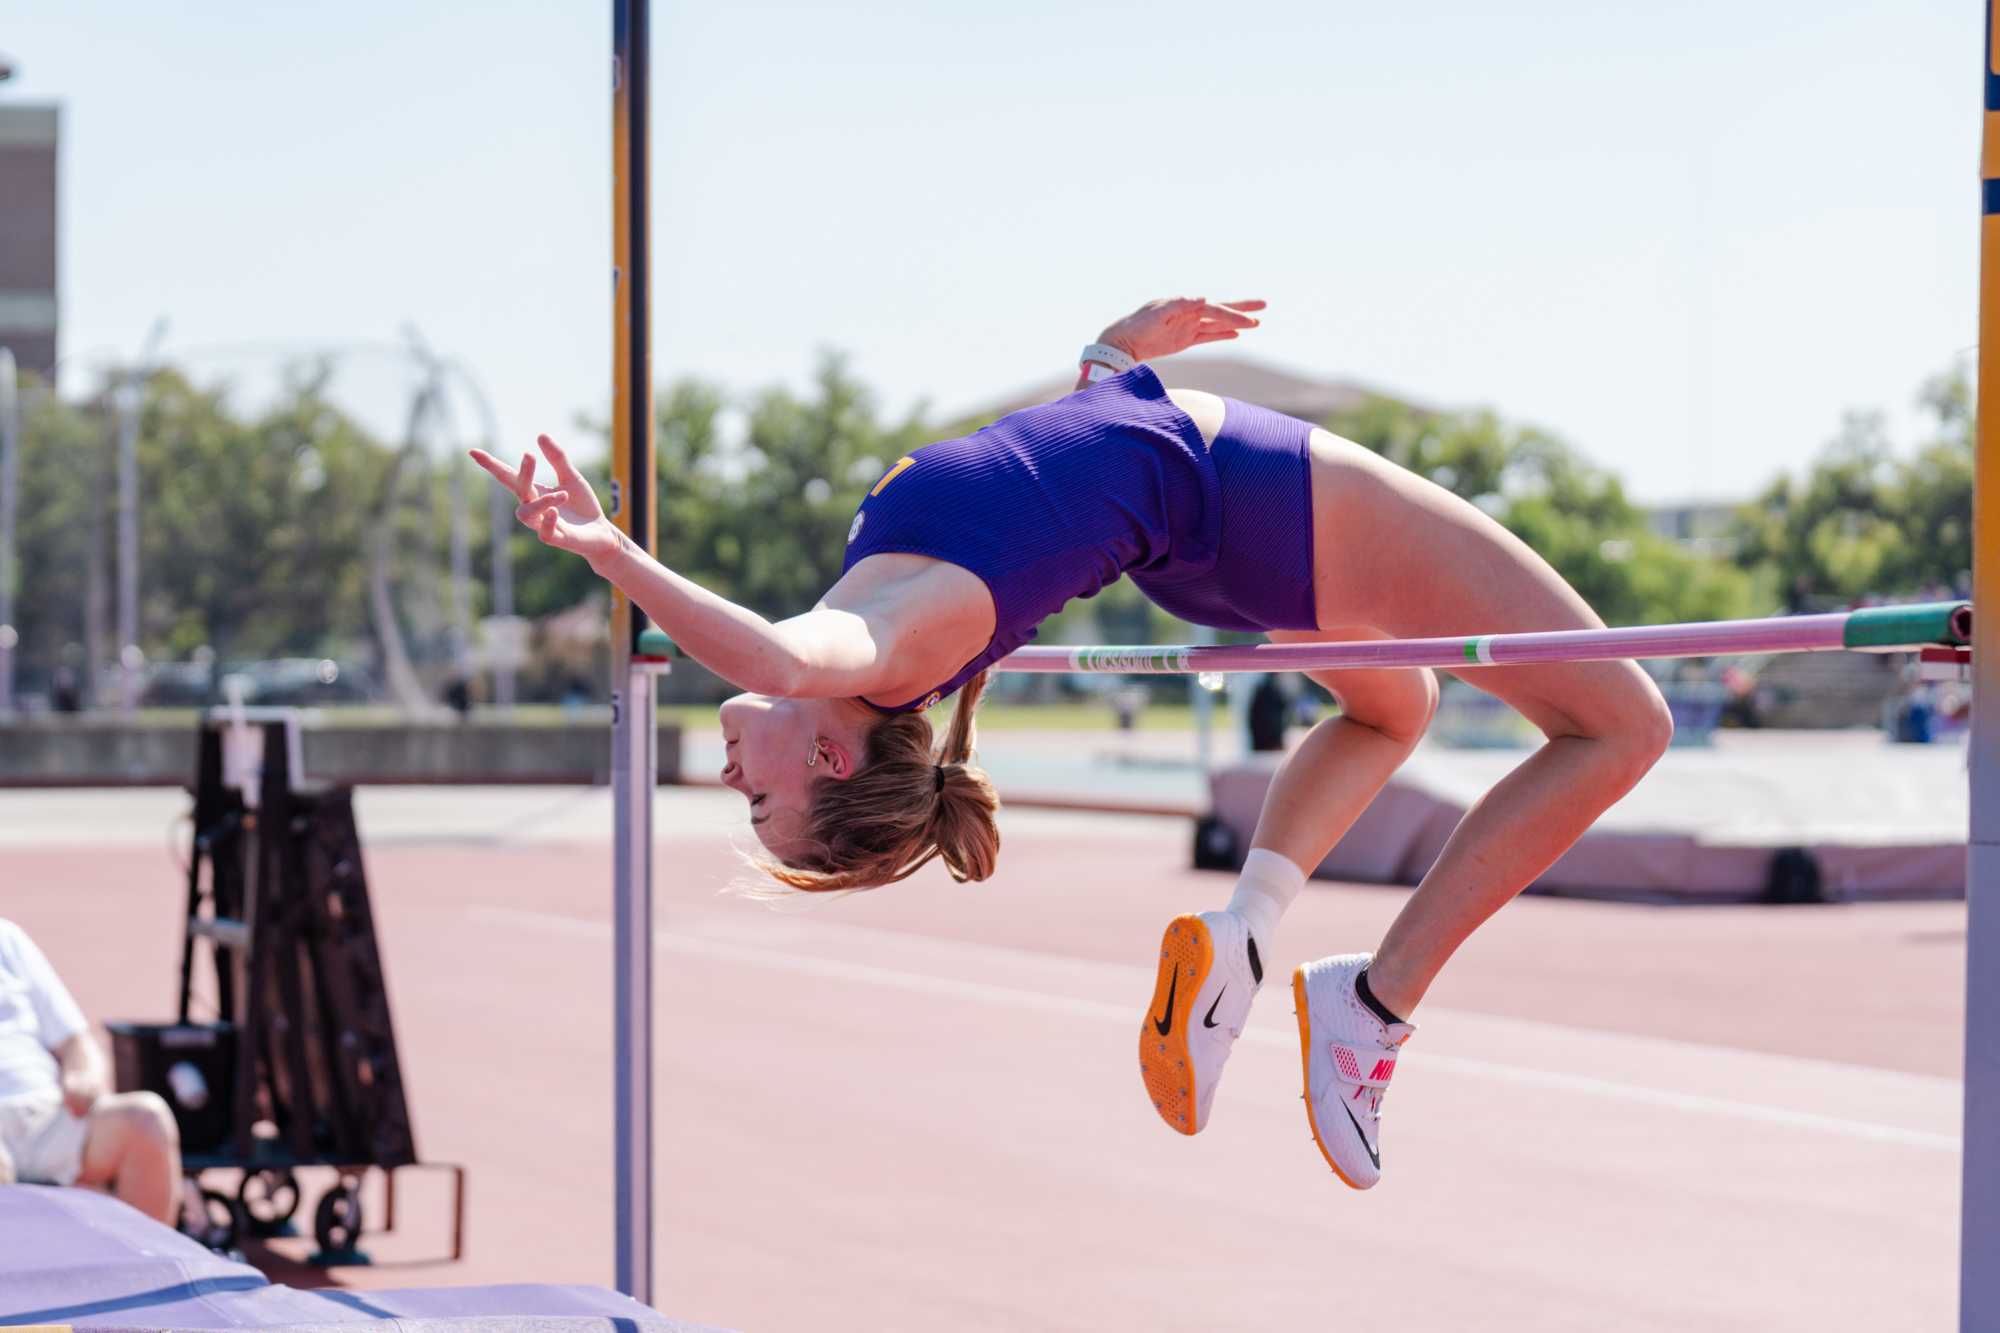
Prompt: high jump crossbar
<box><xmin>635</xmin><ymin>600</ymin><xmax>1971</xmax><ymax>677</ymax></box>
<box><xmin>989</xmin><ymin>601</ymin><xmax>1971</xmax><ymax>676</ymax></box>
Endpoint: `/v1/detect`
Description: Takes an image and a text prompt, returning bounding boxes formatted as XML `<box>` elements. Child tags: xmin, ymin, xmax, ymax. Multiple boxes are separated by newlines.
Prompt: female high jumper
<box><xmin>473</xmin><ymin>297</ymin><xmax>1672</xmax><ymax>1189</ymax></box>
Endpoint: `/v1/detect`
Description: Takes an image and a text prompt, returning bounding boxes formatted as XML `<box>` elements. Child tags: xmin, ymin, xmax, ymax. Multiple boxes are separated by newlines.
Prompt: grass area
<box><xmin>664</xmin><ymin>702</ymin><xmax>1198</xmax><ymax>732</ymax></box>
<box><xmin>32</xmin><ymin>701</ymin><xmax>1204</xmax><ymax>734</ymax></box>
<box><xmin>96</xmin><ymin>705</ymin><xmax>614</xmax><ymax>729</ymax></box>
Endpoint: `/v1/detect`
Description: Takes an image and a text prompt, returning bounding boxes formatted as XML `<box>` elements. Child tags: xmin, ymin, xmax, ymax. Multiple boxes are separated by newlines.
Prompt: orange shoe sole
<box><xmin>1293</xmin><ymin>966</ymin><xmax>1369</xmax><ymax>1190</ymax></box>
<box><xmin>1140</xmin><ymin>914</ymin><xmax>1212</xmax><ymax>1135</ymax></box>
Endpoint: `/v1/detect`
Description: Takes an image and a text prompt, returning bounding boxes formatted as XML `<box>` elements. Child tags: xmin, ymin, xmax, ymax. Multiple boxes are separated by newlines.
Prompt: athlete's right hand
<box><xmin>471</xmin><ymin>435</ymin><xmax>626</xmax><ymax>570</ymax></box>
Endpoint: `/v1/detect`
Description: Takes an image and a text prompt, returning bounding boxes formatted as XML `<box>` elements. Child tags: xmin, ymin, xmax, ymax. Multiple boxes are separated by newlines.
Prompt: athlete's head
<box><xmin>720</xmin><ymin>671</ymin><xmax>1000</xmax><ymax>892</ymax></box>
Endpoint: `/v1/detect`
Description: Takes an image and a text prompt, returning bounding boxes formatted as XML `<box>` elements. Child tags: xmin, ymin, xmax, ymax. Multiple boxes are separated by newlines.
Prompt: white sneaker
<box><xmin>1293</xmin><ymin>953</ymin><xmax>1415</xmax><ymax>1189</ymax></box>
<box><xmin>1139</xmin><ymin>911</ymin><xmax>1264</xmax><ymax>1135</ymax></box>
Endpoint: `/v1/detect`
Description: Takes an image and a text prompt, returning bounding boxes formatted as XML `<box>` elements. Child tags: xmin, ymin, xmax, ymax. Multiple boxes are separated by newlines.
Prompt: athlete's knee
<box><xmin>1603</xmin><ymin>673</ymin><xmax>1673</xmax><ymax>784</ymax></box>
<box><xmin>1340</xmin><ymin>668</ymin><xmax>1438</xmax><ymax>748</ymax></box>
<box><xmin>1529</xmin><ymin>665</ymin><xmax>1671</xmax><ymax>784</ymax></box>
<box><xmin>1407</xmin><ymin>668</ymin><xmax>1443</xmax><ymax>740</ymax></box>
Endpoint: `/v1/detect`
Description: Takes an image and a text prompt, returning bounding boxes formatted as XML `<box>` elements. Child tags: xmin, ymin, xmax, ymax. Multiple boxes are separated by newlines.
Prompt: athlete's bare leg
<box><xmin>1262</xmin><ymin>430</ymin><xmax>1673</xmax><ymax>1020</ymax></box>
<box><xmin>1247</xmin><ymin>628</ymin><xmax>1437</xmax><ymax>877</ymax></box>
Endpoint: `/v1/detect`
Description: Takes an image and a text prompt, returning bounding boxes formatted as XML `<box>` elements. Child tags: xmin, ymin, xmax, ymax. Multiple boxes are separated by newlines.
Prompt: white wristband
<box><xmin>1079</xmin><ymin>341</ymin><xmax>1136</xmax><ymax>375</ymax></box>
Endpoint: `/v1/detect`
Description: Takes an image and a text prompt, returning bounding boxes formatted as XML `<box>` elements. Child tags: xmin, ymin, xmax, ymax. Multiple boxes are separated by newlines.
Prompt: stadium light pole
<box><xmin>610</xmin><ymin>0</ymin><xmax>659</xmax><ymax>1305</ymax></box>
<box><xmin>0</xmin><ymin>65</ymin><xmax>15</xmax><ymax>714</ymax></box>
<box><xmin>0</xmin><ymin>347</ymin><xmax>18</xmax><ymax>714</ymax></box>
<box><xmin>401</xmin><ymin>326</ymin><xmax>474</xmax><ymax>682</ymax></box>
<box><xmin>440</xmin><ymin>360</ymin><xmax>518</xmax><ymax>708</ymax></box>
<box><xmin>1966</xmin><ymin>6</ymin><xmax>2000</xmax><ymax>1327</ymax></box>
<box><xmin>114</xmin><ymin>317</ymin><xmax>167</xmax><ymax>710</ymax></box>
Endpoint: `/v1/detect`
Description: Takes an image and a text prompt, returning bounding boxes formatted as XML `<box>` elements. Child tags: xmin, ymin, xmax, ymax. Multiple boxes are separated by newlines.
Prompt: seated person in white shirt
<box><xmin>0</xmin><ymin>918</ymin><xmax>181</xmax><ymax>1225</ymax></box>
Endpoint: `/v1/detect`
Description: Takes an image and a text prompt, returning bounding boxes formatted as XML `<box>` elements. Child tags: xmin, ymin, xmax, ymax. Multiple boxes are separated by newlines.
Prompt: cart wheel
<box><xmin>194</xmin><ymin>1187</ymin><xmax>241</xmax><ymax>1252</ymax></box>
<box><xmin>237</xmin><ymin>1168</ymin><xmax>301</xmax><ymax>1234</ymax></box>
<box><xmin>313</xmin><ymin>1181</ymin><xmax>364</xmax><ymax>1256</ymax></box>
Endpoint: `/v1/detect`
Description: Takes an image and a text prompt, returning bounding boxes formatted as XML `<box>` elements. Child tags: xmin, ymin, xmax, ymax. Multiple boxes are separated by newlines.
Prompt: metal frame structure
<box><xmin>608</xmin><ymin>12</ymin><xmax>1996</xmax><ymax>1323</ymax></box>
<box><xmin>1967</xmin><ymin>8</ymin><xmax>1999</xmax><ymax>1328</ymax></box>
<box><xmin>610</xmin><ymin>0</ymin><xmax>660</xmax><ymax>1304</ymax></box>
<box><xmin>631</xmin><ymin>601</ymin><xmax>1978</xmax><ymax>1298</ymax></box>
<box><xmin>0</xmin><ymin>347</ymin><xmax>17</xmax><ymax>714</ymax></box>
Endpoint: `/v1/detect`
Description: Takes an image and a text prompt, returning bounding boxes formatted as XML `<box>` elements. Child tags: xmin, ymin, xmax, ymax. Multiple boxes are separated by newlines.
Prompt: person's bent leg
<box><xmin>77</xmin><ymin>1092</ymin><xmax>182</xmax><ymax>1225</ymax></box>
<box><xmin>1298</xmin><ymin>431</ymin><xmax>1677</xmax><ymax>1018</ymax></box>
<box><xmin>1283</xmin><ymin>431</ymin><xmax>1673</xmax><ymax>1186</ymax></box>
<box><xmin>1251</xmin><ymin>650</ymin><xmax>1446</xmax><ymax>1185</ymax></box>
<box><xmin>1247</xmin><ymin>636</ymin><xmax>1439</xmax><ymax>881</ymax></box>
<box><xmin>1143</xmin><ymin>640</ymin><xmax>1436</xmax><ymax>1136</ymax></box>
<box><xmin>1364</xmin><ymin>659</ymin><xmax>1673</xmax><ymax>1018</ymax></box>
<box><xmin>1220</xmin><ymin>647</ymin><xmax>1437</xmax><ymax>977</ymax></box>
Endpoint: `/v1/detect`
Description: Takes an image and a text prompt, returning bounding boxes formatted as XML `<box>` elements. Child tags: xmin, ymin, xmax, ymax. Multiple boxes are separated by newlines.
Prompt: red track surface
<box><xmin>0</xmin><ymin>788</ymin><xmax>1968</xmax><ymax>1331</ymax></box>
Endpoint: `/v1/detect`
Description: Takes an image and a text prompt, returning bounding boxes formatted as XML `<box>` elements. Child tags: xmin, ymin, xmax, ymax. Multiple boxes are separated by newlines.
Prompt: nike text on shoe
<box><xmin>1292</xmin><ymin>953</ymin><xmax>1415</xmax><ymax>1189</ymax></box>
<box><xmin>1140</xmin><ymin>911</ymin><xmax>1264</xmax><ymax>1135</ymax></box>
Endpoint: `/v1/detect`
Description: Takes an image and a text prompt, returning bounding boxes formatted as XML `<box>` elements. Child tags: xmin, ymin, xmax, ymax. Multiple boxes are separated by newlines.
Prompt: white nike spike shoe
<box><xmin>1293</xmin><ymin>953</ymin><xmax>1415</xmax><ymax>1189</ymax></box>
<box><xmin>1140</xmin><ymin>911</ymin><xmax>1264</xmax><ymax>1135</ymax></box>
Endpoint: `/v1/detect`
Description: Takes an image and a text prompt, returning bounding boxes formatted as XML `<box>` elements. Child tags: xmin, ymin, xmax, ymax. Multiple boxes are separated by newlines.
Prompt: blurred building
<box><xmin>963</xmin><ymin>353</ymin><xmax>1392</xmax><ymax>426</ymax></box>
<box><xmin>1643</xmin><ymin>499</ymin><xmax>1741</xmax><ymax>559</ymax></box>
<box><xmin>0</xmin><ymin>101</ymin><xmax>60</xmax><ymax>374</ymax></box>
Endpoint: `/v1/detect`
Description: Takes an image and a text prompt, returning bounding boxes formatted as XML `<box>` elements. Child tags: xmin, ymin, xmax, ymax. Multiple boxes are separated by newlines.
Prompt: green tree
<box><xmin>1732</xmin><ymin>367</ymin><xmax>1972</xmax><ymax>607</ymax></box>
<box><xmin>34</xmin><ymin>343</ymin><xmax>1964</xmax><ymax>711</ymax></box>
<box><xmin>137</xmin><ymin>364</ymin><xmax>395</xmax><ymax>662</ymax></box>
<box><xmin>8</xmin><ymin>364</ymin><xmax>455</xmax><ymax>698</ymax></box>
<box><xmin>637</xmin><ymin>355</ymin><xmax>931</xmax><ymax>620</ymax></box>
<box><xmin>1334</xmin><ymin>397</ymin><xmax>1515</xmax><ymax>505</ymax></box>
<box><xmin>9</xmin><ymin>378</ymin><xmax>105</xmax><ymax>691</ymax></box>
<box><xmin>1884</xmin><ymin>369</ymin><xmax>1973</xmax><ymax>593</ymax></box>
<box><xmin>1327</xmin><ymin>397</ymin><xmax>1757</xmax><ymax>625</ymax></box>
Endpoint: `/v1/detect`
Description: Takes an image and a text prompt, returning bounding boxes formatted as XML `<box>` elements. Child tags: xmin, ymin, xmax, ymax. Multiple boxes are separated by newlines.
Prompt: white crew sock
<box><xmin>1225</xmin><ymin>847</ymin><xmax>1306</xmax><ymax>956</ymax></box>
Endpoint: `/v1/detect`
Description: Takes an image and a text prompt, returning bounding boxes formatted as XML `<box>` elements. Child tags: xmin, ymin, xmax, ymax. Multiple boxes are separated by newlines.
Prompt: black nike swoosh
<box><xmin>1153</xmin><ymin>968</ymin><xmax>1179</xmax><ymax>1036</ymax></box>
<box><xmin>1339</xmin><ymin>1098</ymin><xmax>1381</xmax><ymax>1170</ymax></box>
<box><xmin>1202</xmin><ymin>986</ymin><xmax>1227</xmax><ymax>1029</ymax></box>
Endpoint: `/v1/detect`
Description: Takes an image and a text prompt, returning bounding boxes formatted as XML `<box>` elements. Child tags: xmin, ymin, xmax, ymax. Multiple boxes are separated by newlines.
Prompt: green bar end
<box><xmin>635</xmin><ymin>628</ymin><xmax>678</xmax><ymax>659</ymax></box>
<box><xmin>1842</xmin><ymin>601</ymin><xmax>1973</xmax><ymax>649</ymax></box>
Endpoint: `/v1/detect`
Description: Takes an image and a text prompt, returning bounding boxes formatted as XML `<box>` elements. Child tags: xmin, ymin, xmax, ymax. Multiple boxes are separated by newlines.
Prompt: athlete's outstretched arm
<box><xmin>470</xmin><ymin>436</ymin><xmax>903</xmax><ymax>698</ymax></box>
<box><xmin>1073</xmin><ymin>296</ymin><xmax>1266</xmax><ymax>390</ymax></box>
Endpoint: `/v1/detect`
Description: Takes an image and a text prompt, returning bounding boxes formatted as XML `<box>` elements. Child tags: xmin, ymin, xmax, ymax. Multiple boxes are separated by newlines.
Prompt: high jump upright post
<box><xmin>1969</xmin><ymin>7</ymin><xmax>2000</xmax><ymax>1327</ymax></box>
<box><xmin>610</xmin><ymin>0</ymin><xmax>658</xmax><ymax>1304</ymax></box>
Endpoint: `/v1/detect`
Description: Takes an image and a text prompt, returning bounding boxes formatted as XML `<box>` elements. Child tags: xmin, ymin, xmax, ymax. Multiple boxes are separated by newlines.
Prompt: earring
<box><xmin>806</xmin><ymin>740</ymin><xmax>820</xmax><ymax>768</ymax></box>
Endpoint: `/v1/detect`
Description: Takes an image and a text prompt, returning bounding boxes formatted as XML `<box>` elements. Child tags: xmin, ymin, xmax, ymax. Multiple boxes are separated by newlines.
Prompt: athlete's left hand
<box><xmin>1098</xmin><ymin>297</ymin><xmax>1265</xmax><ymax>363</ymax></box>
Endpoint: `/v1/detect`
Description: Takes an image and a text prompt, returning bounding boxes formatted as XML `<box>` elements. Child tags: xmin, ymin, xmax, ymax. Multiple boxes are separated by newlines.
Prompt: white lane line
<box><xmin>473</xmin><ymin>906</ymin><xmax>1961</xmax><ymax>1153</ymax></box>
<box><xmin>1410</xmin><ymin>1053</ymin><xmax>1957</xmax><ymax>1150</ymax></box>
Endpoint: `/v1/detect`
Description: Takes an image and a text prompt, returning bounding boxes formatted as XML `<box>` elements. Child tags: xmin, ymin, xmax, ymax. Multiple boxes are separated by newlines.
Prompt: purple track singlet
<box><xmin>841</xmin><ymin>365</ymin><xmax>1318</xmax><ymax>712</ymax></box>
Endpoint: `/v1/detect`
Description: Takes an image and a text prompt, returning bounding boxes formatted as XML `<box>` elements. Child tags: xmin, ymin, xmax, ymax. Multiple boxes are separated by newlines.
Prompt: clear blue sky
<box><xmin>4</xmin><ymin>0</ymin><xmax>1980</xmax><ymax>501</ymax></box>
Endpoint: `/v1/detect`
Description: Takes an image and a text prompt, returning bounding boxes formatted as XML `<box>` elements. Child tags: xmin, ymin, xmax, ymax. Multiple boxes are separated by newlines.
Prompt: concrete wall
<box><xmin>0</xmin><ymin>721</ymin><xmax>684</xmax><ymax>787</ymax></box>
